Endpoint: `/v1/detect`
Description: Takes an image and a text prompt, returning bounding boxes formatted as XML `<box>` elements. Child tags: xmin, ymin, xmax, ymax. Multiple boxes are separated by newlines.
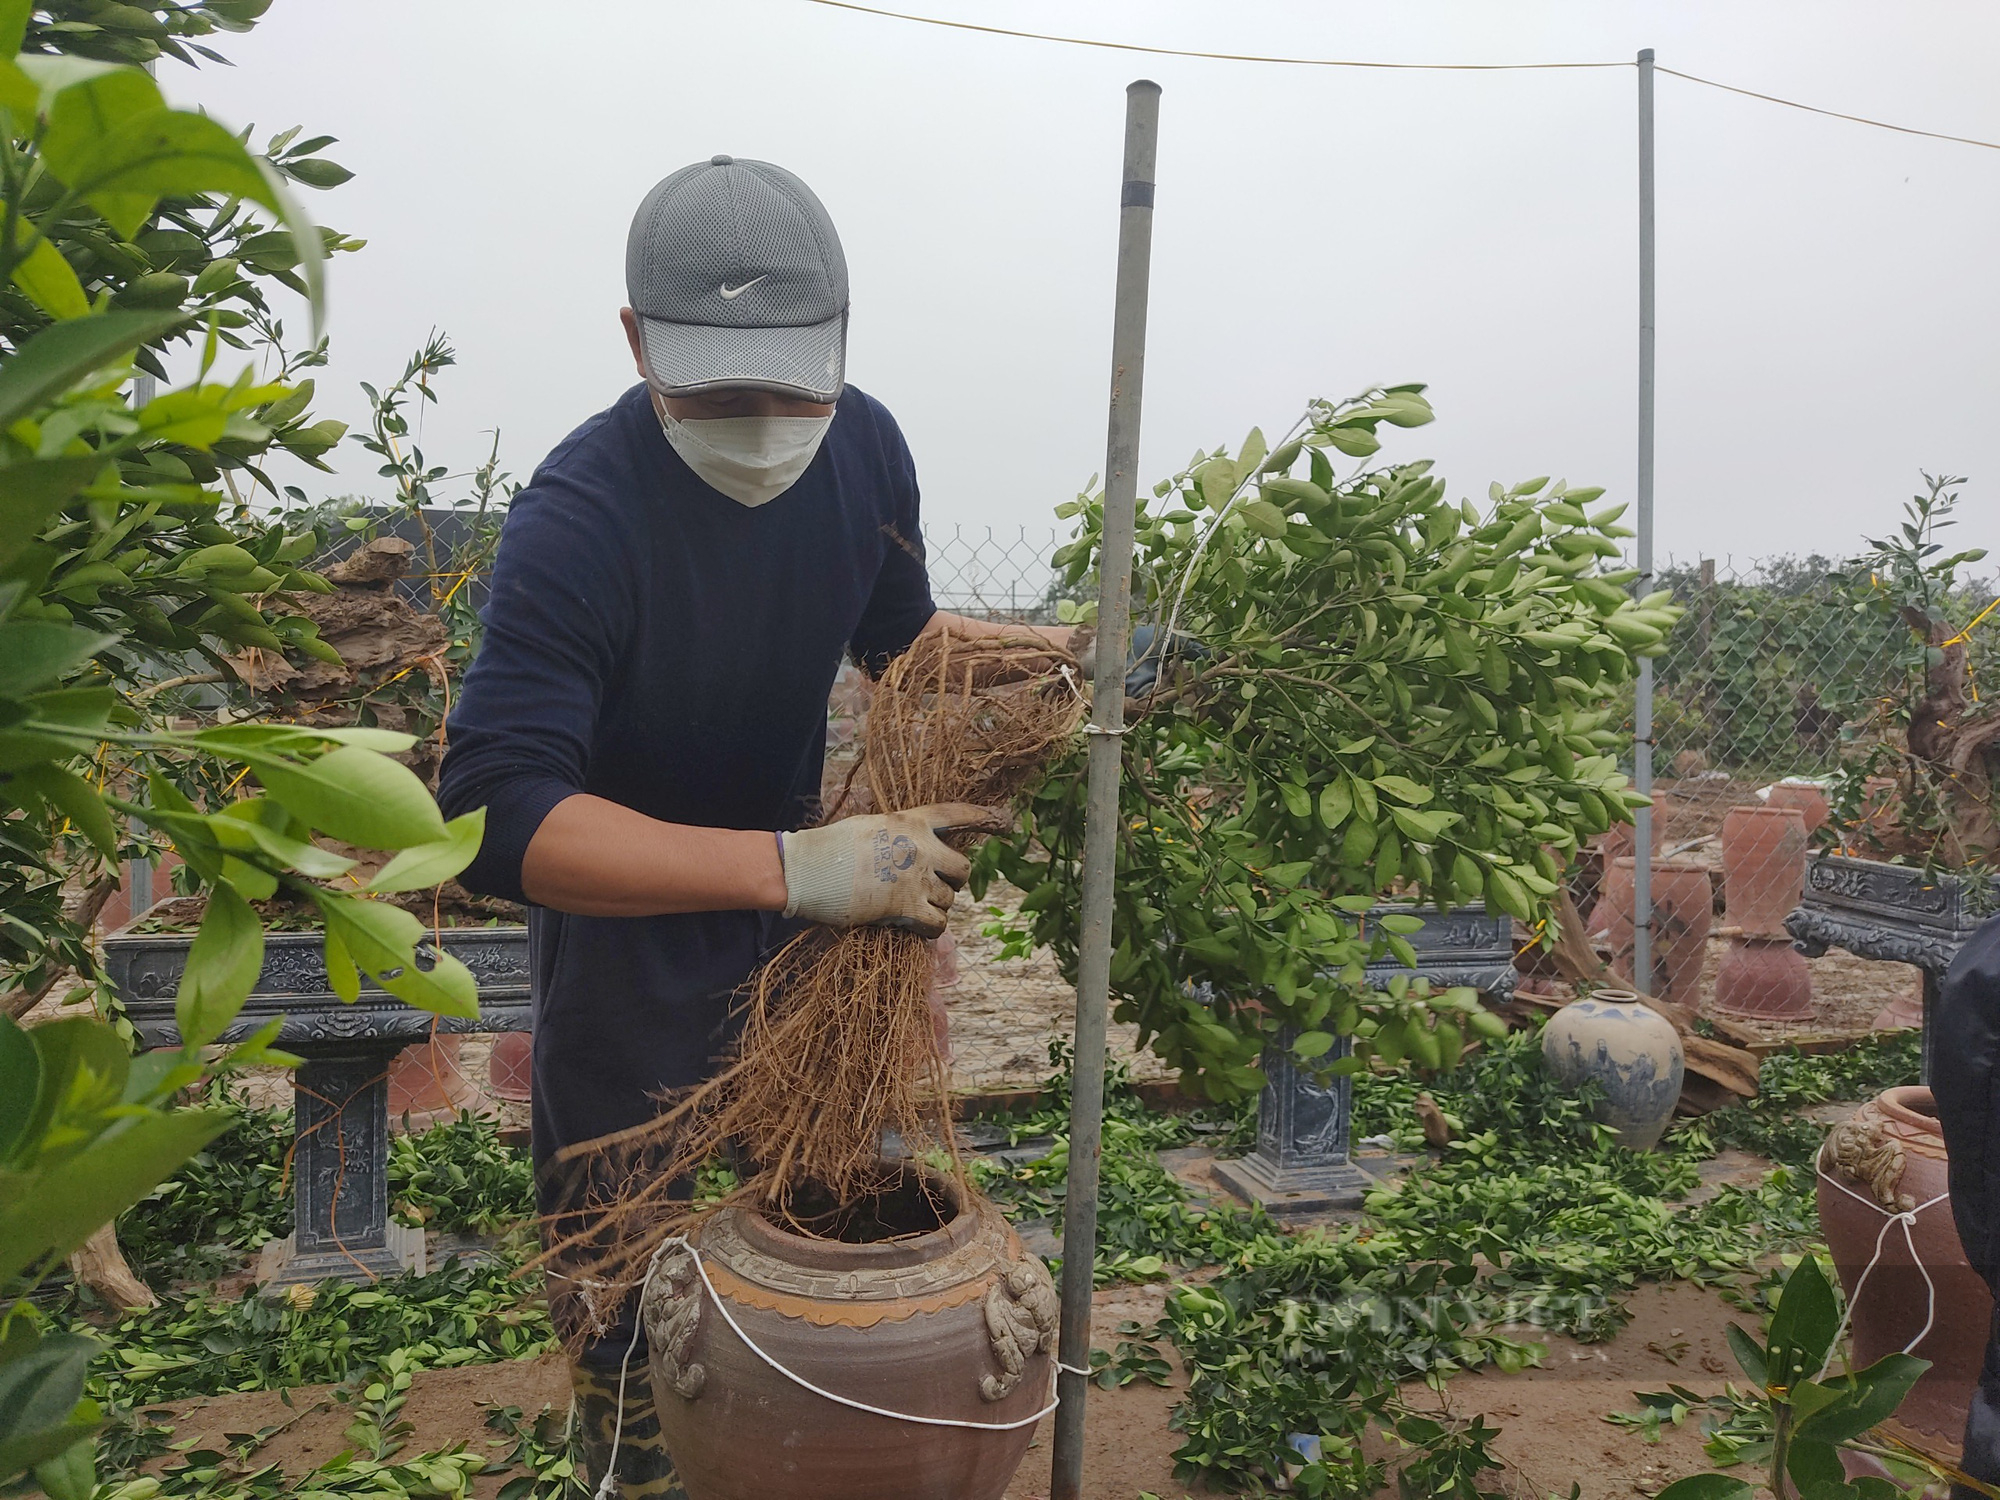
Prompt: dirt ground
<box><xmin>137</xmin><ymin>1276</ymin><xmax>1748</xmax><ymax>1500</ymax></box>
<box><xmin>944</xmin><ymin>880</ymin><xmax>1172</xmax><ymax>1094</ymax></box>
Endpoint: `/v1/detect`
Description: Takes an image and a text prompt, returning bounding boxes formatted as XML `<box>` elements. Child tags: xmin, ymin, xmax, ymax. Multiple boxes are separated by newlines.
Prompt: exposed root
<box><xmin>535</xmin><ymin>631</ymin><xmax>1082</xmax><ymax>1348</ymax></box>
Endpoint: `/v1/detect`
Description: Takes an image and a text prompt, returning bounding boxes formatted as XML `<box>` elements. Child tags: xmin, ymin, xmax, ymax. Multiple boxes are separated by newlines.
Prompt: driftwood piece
<box><xmin>324</xmin><ymin>535</ymin><xmax>418</xmax><ymax>587</ymax></box>
<box><xmin>68</xmin><ymin>1223</ymin><xmax>156</xmax><ymax>1310</ymax></box>
<box><xmin>228</xmin><ymin>534</ymin><xmax>449</xmax><ymax>700</ymax></box>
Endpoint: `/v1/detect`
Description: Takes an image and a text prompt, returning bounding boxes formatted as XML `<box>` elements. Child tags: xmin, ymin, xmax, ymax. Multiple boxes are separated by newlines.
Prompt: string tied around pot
<box><xmin>1812</xmin><ymin>1143</ymin><xmax>1952</xmax><ymax>1380</ymax></box>
<box><xmin>591</xmin><ymin>1235</ymin><xmax>1091</xmax><ymax>1494</ymax></box>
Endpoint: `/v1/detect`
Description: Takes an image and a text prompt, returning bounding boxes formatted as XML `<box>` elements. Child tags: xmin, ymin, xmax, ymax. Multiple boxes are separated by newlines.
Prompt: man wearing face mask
<box><xmin>437</xmin><ymin>156</ymin><xmax>1059</xmax><ymax>1497</ymax></box>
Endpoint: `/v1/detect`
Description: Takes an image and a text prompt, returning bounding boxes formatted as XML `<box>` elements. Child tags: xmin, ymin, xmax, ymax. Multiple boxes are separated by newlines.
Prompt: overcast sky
<box><xmin>178</xmin><ymin>0</ymin><xmax>2000</xmax><ymax>582</ymax></box>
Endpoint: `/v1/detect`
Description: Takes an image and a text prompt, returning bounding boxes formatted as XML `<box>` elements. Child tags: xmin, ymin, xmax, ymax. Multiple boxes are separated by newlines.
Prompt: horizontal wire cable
<box><xmin>1658</xmin><ymin>66</ymin><xmax>2000</xmax><ymax>152</ymax></box>
<box><xmin>800</xmin><ymin>1</ymin><xmax>2000</xmax><ymax>152</ymax></box>
<box><xmin>800</xmin><ymin>0</ymin><xmax>1629</xmax><ymax>69</ymax></box>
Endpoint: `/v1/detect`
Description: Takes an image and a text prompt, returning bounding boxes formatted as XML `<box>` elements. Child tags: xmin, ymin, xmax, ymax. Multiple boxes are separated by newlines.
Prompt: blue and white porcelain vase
<box><xmin>1540</xmin><ymin>990</ymin><xmax>1684</xmax><ymax>1149</ymax></box>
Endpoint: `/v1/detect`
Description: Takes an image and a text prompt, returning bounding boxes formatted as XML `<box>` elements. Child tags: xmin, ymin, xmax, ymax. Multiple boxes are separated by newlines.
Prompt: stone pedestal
<box><xmin>1211</xmin><ymin>1030</ymin><xmax>1375</xmax><ymax>1213</ymax></box>
<box><xmin>104</xmin><ymin>914</ymin><xmax>531</xmax><ymax>1286</ymax></box>
<box><xmin>257</xmin><ymin>1041</ymin><xmax>426</xmax><ymax>1285</ymax></box>
<box><xmin>1212</xmin><ymin>903</ymin><xmax>1517</xmax><ymax>1221</ymax></box>
<box><xmin>1786</xmin><ymin>854</ymin><xmax>1989</xmax><ymax>1085</ymax></box>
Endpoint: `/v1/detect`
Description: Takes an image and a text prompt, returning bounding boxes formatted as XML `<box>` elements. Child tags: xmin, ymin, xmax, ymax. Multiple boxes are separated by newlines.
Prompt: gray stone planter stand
<box><xmin>104</xmin><ymin>916</ymin><xmax>530</xmax><ymax>1286</ymax></box>
<box><xmin>1785</xmin><ymin>853</ymin><xmax>1993</xmax><ymax>1084</ymax></box>
<box><xmin>1211</xmin><ymin>903</ymin><xmax>1517</xmax><ymax>1218</ymax></box>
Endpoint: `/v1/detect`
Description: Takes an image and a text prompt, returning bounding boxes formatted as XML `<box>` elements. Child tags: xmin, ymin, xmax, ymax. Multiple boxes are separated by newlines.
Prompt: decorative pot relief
<box><xmin>1818</xmin><ymin>1087</ymin><xmax>1990</xmax><ymax>1459</ymax></box>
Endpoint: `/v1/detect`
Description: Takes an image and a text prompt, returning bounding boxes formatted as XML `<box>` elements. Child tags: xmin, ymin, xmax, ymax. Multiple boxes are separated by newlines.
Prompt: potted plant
<box><xmin>1787</xmin><ymin>476</ymin><xmax>1998</xmax><ymax>1069</ymax></box>
<box><xmin>984</xmin><ymin>387</ymin><xmax>1680</xmax><ymax>1105</ymax></box>
<box><xmin>0</xmin><ymin>10</ymin><xmax>477</xmax><ymax>1488</ymax></box>
<box><xmin>101</xmin><ymin>345</ymin><xmax>532</xmax><ymax>1277</ymax></box>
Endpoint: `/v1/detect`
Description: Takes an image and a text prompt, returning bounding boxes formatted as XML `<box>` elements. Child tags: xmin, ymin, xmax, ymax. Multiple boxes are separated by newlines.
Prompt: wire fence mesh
<box><xmin>1588</xmin><ymin>553</ymin><xmax>1996</xmax><ymax>1033</ymax></box>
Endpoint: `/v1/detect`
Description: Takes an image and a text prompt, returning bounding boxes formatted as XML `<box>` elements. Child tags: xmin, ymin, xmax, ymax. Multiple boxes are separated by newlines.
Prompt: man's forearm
<box><xmin>520</xmin><ymin>793</ymin><xmax>788</xmax><ymax>917</ymax></box>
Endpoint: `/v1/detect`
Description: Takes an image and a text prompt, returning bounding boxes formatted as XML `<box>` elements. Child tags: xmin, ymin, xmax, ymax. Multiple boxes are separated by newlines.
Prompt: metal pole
<box><xmin>1632</xmin><ymin>47</ymin><xmax>1657</xmax><ymax>998</ymax></box>
<box><xmin>1051</xmin><ymin>78</ymin><xmax>1160</xmax><ymax>1500</ymax></box>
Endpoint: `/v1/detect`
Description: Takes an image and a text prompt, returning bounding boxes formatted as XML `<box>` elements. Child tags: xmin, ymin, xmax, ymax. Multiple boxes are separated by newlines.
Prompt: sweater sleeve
<box><xmin>847</xmin><ymin>400</ymin><xmax>937</xmax><ymax>673</ymax></box>
<box><xmin>437</xmin><ymin>476</ymin><xmax>636</xmax><ymax>905</ymax></box>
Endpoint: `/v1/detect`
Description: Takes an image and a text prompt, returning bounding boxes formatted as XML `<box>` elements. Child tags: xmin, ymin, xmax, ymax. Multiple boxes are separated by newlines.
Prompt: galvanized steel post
<box><xmin>1632</xmin><ymin>47</ymin><xmax>1657</xmax><ymax>998</ymax></box>
<box><xmin>1051</xmin><ymin>78</ymin><xmax>1160</xmax><ymax>1500</ymax></box>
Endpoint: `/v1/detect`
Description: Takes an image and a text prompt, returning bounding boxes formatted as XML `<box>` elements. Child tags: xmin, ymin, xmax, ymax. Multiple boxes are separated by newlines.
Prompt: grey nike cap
<box><xmin>626</xmin><ymin>155</ymin><xmax>849</xmax><ymax>404</ymax></box>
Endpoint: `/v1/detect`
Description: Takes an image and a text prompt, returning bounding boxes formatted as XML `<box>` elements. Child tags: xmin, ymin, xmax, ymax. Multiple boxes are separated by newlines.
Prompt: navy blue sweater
<box><xmin>437</xmin><ymin>382</ymin><xmax>934</xmax><ymax>1162</ymax></box>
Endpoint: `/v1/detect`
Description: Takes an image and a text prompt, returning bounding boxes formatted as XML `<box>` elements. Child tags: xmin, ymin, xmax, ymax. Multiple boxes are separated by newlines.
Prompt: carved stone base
<box><xmin>257</xmin><ymin>1220</ymin><xmax>425</xmax><ymax>1287</ymax></box>
<box><xmin>1210</xmin><ymin>1152</ymin><xmax>1377</xmax><ymax>1217</ymax></box>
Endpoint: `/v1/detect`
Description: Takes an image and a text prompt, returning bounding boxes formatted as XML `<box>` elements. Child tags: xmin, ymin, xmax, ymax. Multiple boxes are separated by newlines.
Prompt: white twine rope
<box><xmin>594</xmin><ymin>1234</ymin><xmax>1085</xmax><ymax>1496</ymax></box>
<box><xmin>1812</xmin><ymin>1144</ymin><xmax>1952</xmax><ymax>1382</ymax></box>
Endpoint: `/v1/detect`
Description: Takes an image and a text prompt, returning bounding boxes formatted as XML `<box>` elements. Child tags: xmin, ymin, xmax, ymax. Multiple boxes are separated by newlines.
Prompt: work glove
<box><xmin>1069</xmin><ymin>623</ymin><xmax>1209</xmax><ymax>698</ymax></box>
<box><xmin>780</xmin><ymin>802</ymin><xmax>1009</xmax><ymax>939</ymax></box>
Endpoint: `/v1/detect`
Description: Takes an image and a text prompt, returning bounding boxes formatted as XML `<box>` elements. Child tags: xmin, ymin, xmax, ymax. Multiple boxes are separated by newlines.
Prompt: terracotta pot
<box><xmin>1818</xmin><ymin>1087</ymin><xmax>1992</xmax><ymax>1460</ymax></box>
<box><xmin>488</xmin><ymin>1031</ymin><xmax>533</xmax><ymax>1104</ymax></box>
<box><xmin>1541</xmin><ymin>992</ymin><xmax>1685</xmax><ymax>1149</ymax></box>
<box><xmin>1721</xmin><ymin>806</ymin><xmax>1808</xmax><ymax>936</ymax></box>
<box><xmin>1871</xmin><ymin>990</ymin><xmax>1925</xmax><ymax>1033</ymax></box>
<box><xmin>1586</xmin><ymin>799</ymin><xmax>1680</xmax><ymax>946</ymax></box>
<box><xmin>385</xmin><ymin>1035</ymin><xmax>485</xmax><ymax>1130</ymax></box>
<box><xmin>1589</xmin><ymin>855</ymin><xmax>1634</xmax><ymax>949</ymax></box>
<box><xmin>1711</xmin><ymin>935</ymin><xmax>1814</xmax><ymax>1021</ymax></box>
<box><xmin>1605</xmin><ymin>857</ymin><xmax>1712</xmax><ymax>1009</ymax></box>
<box><xmin>1767</xmin><ymin>781</ymin><xmax>1830</xmax><ymax>834</ymax></box>
<box><xmin>646</xmin><ymin>1167</ymin><xmax>1054</xmax><ymax>1500</ymax></box>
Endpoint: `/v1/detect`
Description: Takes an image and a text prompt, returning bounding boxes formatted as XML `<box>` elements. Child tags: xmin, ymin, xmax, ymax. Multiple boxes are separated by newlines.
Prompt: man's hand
<box><xmin>781</xmin><ymin>802</ymin><xmax>1008</xmax><ymax>938</ymax></box>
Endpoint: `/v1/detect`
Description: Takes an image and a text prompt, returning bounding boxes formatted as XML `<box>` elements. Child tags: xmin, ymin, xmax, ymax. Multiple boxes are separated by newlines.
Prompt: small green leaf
<box><xmin>0</xmin><ymin>1015</ymin><xmax>42</xmax><ymax>1165</ymax></box>
<box><xmin>0</xmin><ymin>622</ymin><xmax>116</xmax><ymax>697</ymax></box>
<box><xmin>0</xmin><ymin>308</ymin><xmax>186</xmax><ymax>431</ymax></box>
<box><xmin>174</xmin><ymin>883</ymin><xmax>264</xmax><ymax>1049</ymax></box>
<box><xmin>0</xmin><ymin>1329</ymin><xmax>101</xmax><ymax>1478</ymax></box>
<box><xmin>1239</xmin><ymin>499</ymin><xmax>1287</xmax><ymax>539</ymax></box>
<box><xmin>1372</xmin><ymin>775</ymin><xmax>1433</xmax><ymax>806</ymax></box>
<box><xmin>1292</xmin><ymin>1030</ymin><xmax>1336</xmax><ymax>1060</ymax></box>
<box><xmin>243</xmin><ymin>743</ymin><xmax>446</xmax><ymax>850</ymax></box>
<box><xmin>1795</xmin><ymin>1353</ymin><xmax>1929</xmax><ymax>1445</ymax></box>
<box><xmin>10</xmin><ymin>763</ymin><xmax>119</xmax><ymax>861</ymax></box>
<box><xmin>316</xmin><ymin>894</ymin><xmax>477</xmax><ymax>1019</ymax></box>
<box><xmin>1317</xmin><ymin>778</ymin><xmax>1353</xmax><ymax>830</ymax></box>
<box><xmin>0</xmin><ymin>1108</ymin><xmax>230</xmax><ymax>1285</ymax></box>
<box><xmin>366</xmin><ymin>809</ymin><xmax>486</xmax><ymax>894</ymax></box>
<box><xmin>1764</xmin><ymin>1258</ymin><xmax>1841</xmax><ymax>1395</ymax></box>
<box><xmin>8</xmin><ymin>233</ymin><xmax>89</xmax><ymax>320</ymax></box>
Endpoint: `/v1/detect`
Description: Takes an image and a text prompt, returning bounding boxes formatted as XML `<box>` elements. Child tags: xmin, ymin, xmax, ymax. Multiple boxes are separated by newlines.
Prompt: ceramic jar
<box><xmin>1604</xmin><ymin>857</ymin><xmax>1713</xmax><ymax>1009</ymax></box>
<box><xmin>487</xmin><ymin>1031</ymin><xmax>533</xmax><ymax>1104</ymax></box>
<box><xmin>1721</xmin><ymin>805</ymin><xmax>1809</xmax><ymax>936</ymax></box>
<box><xmin>1588</xmin><ymin>800</ymin><xmax>1673</xmax><ymax>952</ymax></box>
<box><xmin>1767</xmin><ymin>781</ymin><xmax>1830</xmax><ymax>834</ymax></box>
<box><xmin>646</xmin><ymin>1168</ymin><xmax>1055</xmax><ymax>1500</ymax></box>
<box><xmin>1818</xmin><ymin>1087</ymin><xmax>1991</xmax><ymax>1460</ymax></box>
<box><xmin>385</xmin><ymin>1035</ymin><xmax>484</xmax><ymax>1130</ymax></box>
<box><xmin>1540</xmin><ymin>992</ymin><xmax>1685</xmax><ymax>1149</ymax></box>
<box><xmin>1712</xmin><ymin>936</ymin><xmax>1814</xmax><ymax>1021</ymax></box>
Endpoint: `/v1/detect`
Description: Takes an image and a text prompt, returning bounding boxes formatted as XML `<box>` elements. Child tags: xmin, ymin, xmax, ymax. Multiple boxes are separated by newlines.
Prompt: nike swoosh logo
<box><xmin>718</xmin><ymin>276</ymin><xmax>767</xmax><ymax>299</ymax></box>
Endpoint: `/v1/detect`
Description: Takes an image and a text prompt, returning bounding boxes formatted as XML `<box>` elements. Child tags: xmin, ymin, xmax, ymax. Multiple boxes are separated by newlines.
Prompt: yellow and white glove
<box><xmin>780</xmin><ymin>803</ymin><xmax>1008</xmax><ymax>939</ymax></box>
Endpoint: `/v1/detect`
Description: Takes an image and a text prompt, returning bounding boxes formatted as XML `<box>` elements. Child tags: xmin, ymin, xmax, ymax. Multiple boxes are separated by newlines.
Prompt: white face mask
<box><xmin>654</xmin><ymin>401</ymin><xmax>833</xmax><ymax>508</ymax></box>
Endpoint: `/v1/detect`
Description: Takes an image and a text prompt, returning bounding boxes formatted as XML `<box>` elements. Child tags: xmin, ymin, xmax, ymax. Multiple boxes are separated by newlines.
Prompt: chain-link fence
<box><xmin>1586</xmin><ymin>554</ymin><xmax>1998</xmax><ymax>1034</ymax></box>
